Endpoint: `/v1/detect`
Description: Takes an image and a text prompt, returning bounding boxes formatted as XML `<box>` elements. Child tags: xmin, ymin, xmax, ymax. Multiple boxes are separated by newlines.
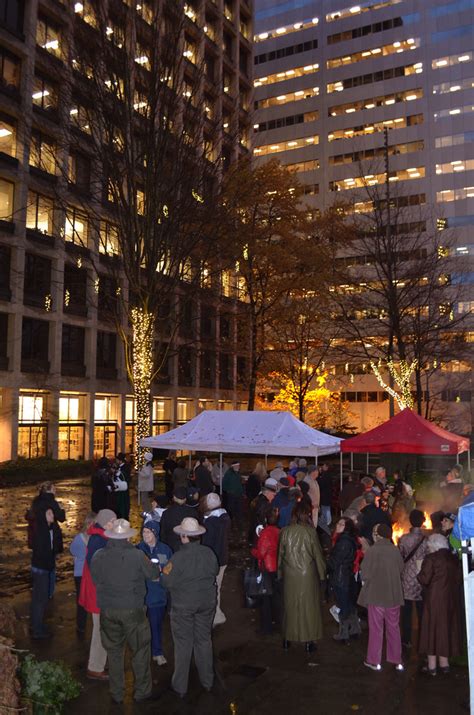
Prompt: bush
<box><xmin>20</xmin><ymin>655</ymin><xmax>81</xmax><ymax>714</ymax></box>
<box><xmin>0</xmin><ymin>457</ymin><xmax>93</xmax><ymax>485</ymax></box>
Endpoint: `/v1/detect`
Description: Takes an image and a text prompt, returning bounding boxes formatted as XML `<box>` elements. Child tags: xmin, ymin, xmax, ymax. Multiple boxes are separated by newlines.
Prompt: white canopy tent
<box><xmin>140</xmin><ymin>410</ymin><xmax>343</xmax><ymax>493</ymax></box>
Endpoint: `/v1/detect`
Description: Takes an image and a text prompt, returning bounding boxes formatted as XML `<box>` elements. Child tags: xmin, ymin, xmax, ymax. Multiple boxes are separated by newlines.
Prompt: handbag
<box><xmin>113</xmin><ymin>474</ymin><xmax>128</xmax><ymax>492</ymax></box>
<box><xmin>243</xmin><ymin>566</ymin><xmax>273</xmax><ymax>598</ymax></box>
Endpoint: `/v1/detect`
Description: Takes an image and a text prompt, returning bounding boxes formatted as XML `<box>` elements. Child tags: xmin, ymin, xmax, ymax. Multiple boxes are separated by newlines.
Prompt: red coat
<box><xmin>252</xmin><ymin>525</ymin><xmax>280</xmax><ymax>573</ymax></box>
<box><xmin>78</xmin><ymin>524</ymin><xmax>108</xmax><ymax>614</ymax></box>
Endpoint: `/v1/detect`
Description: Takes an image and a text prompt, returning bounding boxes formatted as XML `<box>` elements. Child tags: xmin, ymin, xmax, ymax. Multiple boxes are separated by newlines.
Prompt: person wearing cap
<box><xmin>137</xmin><ymin>452</ymin><xmax>155</xmax><ymax>512</ymax></box>
<box><xmin>159</xmin><ymin>487</ymin><xmax>197</xmax><ymax>553</ymax></box>
<box><xmin>194</xmin><ymin>456</ymin><xmax>214</xmax><ymax>496</ymax></box>
<box><xmin>358</xmin><ymin>522</ymin><xmax>405</xmax><ymax>672</ymax></box>
<box><xmin>79</xmin><ymin>508</ymin><xmax>116</xmax><ymax>680</ymax></box>
<box><xmin>201</xmin><ymin>493</ymin><xmax>231</xmax><ymax>626</ymax></box>
<box><xmin>90</xmin><ymin>518</ymin><xmax>161</xmax><ymax>704</ymax></box>
<box><xmin>222</xmin><ymin>461</ymin><xmax>244</xmax><ymax>531</ymax></box>
<box><xmin>160</xmin><ymin>517</ymin><xmax>219</xmax><ymax>698</ymax></box>
<box><xmin>248</xmin><ymin>478</ymin><xmax>278</xmax><ymax>546</ymax></box>
<box><xmin>359</xmin><ymin>492</ymin><xmax>391</xmax><ymax>544</ymax></box>
<box><xmin>270</xmin><ymin>461</ymin><xmax>286</xmax><ymax>483</ymax></box>
<box><xmin>114</xmin><ymin>453</ymin><xmax>131</xmax><ymax>520</ymax></box>
<box><xmin>137</xmin><ymin>520</ymin><xmax>172</xmax><ymax>666</ymax></box>
<box><xmin>273</xmin><ymin>477</ymin><xmax>291</xmax><ymax>512</ymax></box>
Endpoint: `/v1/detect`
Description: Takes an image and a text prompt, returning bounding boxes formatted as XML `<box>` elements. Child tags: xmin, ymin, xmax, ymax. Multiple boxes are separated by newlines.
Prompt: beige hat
<box><xmin>143</xmin><ymin>451</ymin><xmax>153</xmax><ymax>462</ymax></box>
<box><xmin>104</xmin><ymin>518</ymin><xmax>137</xmax><ymax>539</ymax></box>
<box><xmin>205</xmin><ymin>493</ymin><xmax>221</xmax><ymax>510</ymax></box>
<box><xmin>173</xmin><ymin>517</ymin><xmax>206</xmax><ymax>537</ymax></box>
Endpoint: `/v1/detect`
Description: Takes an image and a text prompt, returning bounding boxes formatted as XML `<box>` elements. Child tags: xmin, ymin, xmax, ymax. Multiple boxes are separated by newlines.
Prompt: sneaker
<box><xmin>395</xmin><ymin>664</ymin><xmax>404</xmax><ymax>672</ymax></box>
<box><xmin>329</xmin><ymin>605</ymin><xmax>340</xmax><ymax>624</ymax></box>
<box><xmin>153</xmin><ymin>655</ymin><xmax>167</xmax><ymax>666</ymax></box>
<box><xmin>364</xmin><ymin>662</ymin><xmax>382</xmax><ymax>672</ymax></box>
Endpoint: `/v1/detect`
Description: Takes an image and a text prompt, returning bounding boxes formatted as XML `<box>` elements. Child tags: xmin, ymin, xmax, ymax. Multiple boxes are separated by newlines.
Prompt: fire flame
<box><xmin>392</xmin><ymin>511</ymin><xmax>432</xmax><ymax>545</ymax></box>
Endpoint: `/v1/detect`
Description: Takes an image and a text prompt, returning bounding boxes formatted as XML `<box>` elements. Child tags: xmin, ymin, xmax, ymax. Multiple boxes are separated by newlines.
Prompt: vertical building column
<box><xmin>87</xmin><ymin>391</ymin><xmax>95</xmax><ymax>461</ymax></box>
<box><xmin>0</xmin><ymin>388</ymin><xmax>18</xmax><ymax>461</ymax></box>
<box><xmin>48</xmin><ymin>389</ymin><xmax>59</xmax><ymax>459</ymax></box>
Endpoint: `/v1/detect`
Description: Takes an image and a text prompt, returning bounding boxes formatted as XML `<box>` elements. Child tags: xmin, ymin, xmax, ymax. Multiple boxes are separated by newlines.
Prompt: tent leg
<box><xmin>340</xmin><ymin>452</ymin><xmax>343</xmax><ymax>515</ymax></box>
<box><xmin>219</xmin><ymin>453</ymin><xmax>223</xmax><ymax>495</ymax></box>
<box><xmin>366</xmin><ymin>453</ymin><xmax>369</xmax><ymax>474</ymax></box>
<box><xmin>350</xmin><ymin>453</ymin><xmax>353</xmax><ymax>471</ymax></box>
<box><xmin>265</xmin><ymin>454</ymin><xmax>268</xmax><ymax>470</ymax></box>
<box><xmin>188</xmin><ymin>453</ymin><xmax>192</xmax><ymax>470</ymax></box>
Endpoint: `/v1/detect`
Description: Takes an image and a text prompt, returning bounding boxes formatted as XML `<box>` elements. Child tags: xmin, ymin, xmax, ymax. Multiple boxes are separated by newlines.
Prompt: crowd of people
<box><xmin>24</xmin><ymin>454</ymin><xmax>470</xmax><ymax>703</ymax></box>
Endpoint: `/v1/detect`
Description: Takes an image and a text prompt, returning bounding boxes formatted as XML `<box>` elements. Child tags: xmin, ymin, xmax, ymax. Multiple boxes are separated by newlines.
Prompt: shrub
<box><xmin>20</xmin><ymin>654</ymin><xmax>81</xmax><ymax>714</ymax></box>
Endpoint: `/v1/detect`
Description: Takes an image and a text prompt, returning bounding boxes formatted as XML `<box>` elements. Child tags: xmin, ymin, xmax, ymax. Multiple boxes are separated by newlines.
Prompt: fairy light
<box><xmin>130</xmin><ymin>307</ymin><xmax>154</xmax><ymax>467</ymax></box>
<box><xmin>192</xmin><ymin>189</ymin><xmax>204</xmax><ymax>203</ymax></box>
<box><xmin>94</xmin><ymin>278</ymin><xmax>100</xmax><ymax>293</ymax></box>
<box><xmin>76</xmin><ymin>257</ymin><xmax>82</xmax><ymax>268</ymax></box>
<box><xmin>370</xmin><ymin>358</ymin><xmax>417</xmax><ymax>409</ymax></box>
<box><xmin>64</xmin><ymin>289</ymin><xmax>70</xmax><ymax>306</ymax></box>
<box><xmin>44</xmin><ymin>294</ymin><xmax>52</xmax><ymax>312</ymax></box>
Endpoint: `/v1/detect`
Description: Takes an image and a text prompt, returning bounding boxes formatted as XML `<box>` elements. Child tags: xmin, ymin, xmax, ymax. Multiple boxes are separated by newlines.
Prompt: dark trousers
<box><xmin>333</xmin><ymin>584</ymin><xmax>356</xmax><ymax>621</ymax></box>
<box><xmin>401</xmin><ymin>599</ymin><xmax>423</xmax><ymax>645</ymax></box>
<box><xmin>148</xmin><ymin>604</ymin><xmax>166</xmax><ymax>657</ymax></box>
<box><xmin>170</xmin><ymin>604</ymin><xmax>215</xmax><ymax>696</ymax></box>
<box><xmin>30</xmin><ymin>567</ymin><xmax>50</xmax><ymax>636</ymax></box>
<box><xmin>226</xmin><ymin>494</ymin><xmax>243</xmax><ymax>529</ymax></box>
<box><xmin>100</xmin><ymin>607</ymin><xmax>152</xmax><ymax>702</ymax></box>
<box><xmin>260</xmin><ymin>574</ymin><xmax>281</xmax><ymax>635</ymax></box>
<box><xmin>74</xmin><ymin>576</ymin><xmax>88</xmax><ymax>633</ymax></box>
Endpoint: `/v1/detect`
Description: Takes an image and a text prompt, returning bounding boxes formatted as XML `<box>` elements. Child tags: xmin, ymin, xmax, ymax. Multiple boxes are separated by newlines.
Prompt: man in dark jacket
<box><xmin>30</xmin><ymin>505</ymin><xmax>63</xmax><ymax>639</ymax></box>
<box><xmin>159</xmin><ymin>487</ymin><xmax>196</xmax><ymax>553</ymax></box>
<box><xmin>90</xmin><ymin>518</ymin><xmax>160</xmax><ymax>704</ymax></box>
<box><xmin>318</xmin><ymin>463</ymin><xmax>333</xmax><ymax>527</ymax></box>
<box><xmin>161</xmin><ymin>517</ymin><xmax>219</xmax><ymax>698</ymax></box>
<box><xmin>26</xmin><ymin>481</ymin><xmax>65</xmax><ymax>601</ymax></box>
<box><xmin>248</xmin><ymin>478</ymin><xmax>278</xmax><ymax>545</ymax></box>
<box><xmin>194</xmin><ymin>456</ymin><xmax>214</xmax><ymax>496</ymax></box>
<box><xmin>360</xmin><ymin>492</ymin><xmax>391</xmax><ymax>543</ymax></box>
<box><xmin>202</xmin><ymin>493</ymin><xmax>231</xmax><ymax>626</ymax></box>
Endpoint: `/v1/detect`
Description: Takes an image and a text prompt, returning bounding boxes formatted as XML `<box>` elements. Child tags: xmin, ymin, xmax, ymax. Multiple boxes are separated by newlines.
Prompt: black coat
<box><xmin>327</xmin><ymin>532</ymin><xmax>357</xmax><ymax>589</ymax></box>
<box><xmin>31</xmin><ymin>492</ymin><xmax>66</xmax><ymax>522</ymax></box>
<box><xmin>159</xmin><ymin>503</ymin><xmax>197</xmax><ymax>553</ymax></box>
<box><xmin>91</xmin><ymin>467</ymin><xmax>112</xmax><ymax>513</ymax></box>
<box><xmin>202</xmin><ymin>511</ymin><xmax>231</xmax><ymax>566</ymax></box>
<box><xmin>195</xmin><ymin>465</ymin><xmax>214</xmax><ymax>495</ymax></box>
<box><xmin>31</xmin><ymin>507</ymin><xmax>63</xmax><ymax>571</ymax></box>
<box><xmin>359</xmin><ymin>504</ymin><xmax>391</xmax><ymax>542</ymax></box>
<box><xmin>318</xmin><ymin>473</ymin><xmax>333</xmax><ymax>507</ymax></box>
<box><xmin>248</xmin><ymin>493</ymin><xmax>273</xmax><ymax>544</ymax></box>
<box><xmin>246</xmin><ymin>473</ymin><xmax>262</xmax><ymax>502</ymax></box>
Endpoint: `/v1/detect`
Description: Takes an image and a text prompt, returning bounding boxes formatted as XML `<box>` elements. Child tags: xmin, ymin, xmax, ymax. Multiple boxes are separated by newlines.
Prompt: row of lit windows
<box><xmin>254</xmin><ymin>110</ymin><xmax>318</xmax><ymax>133</ymax></box>
<box><xmin>330</xmin><ymin>167</ymin><xmax>425</xmax><ymax>191</ymax></box>
<box><xmin>328</xmin><ymin>88</ymin><xmax>422</xmax><ymax>117</ymax></box>
<box><xmin>329</xmin><ymin>140</ymin><xmax>424</xmax><ymax>166</ymax></box>
<box><xmin>433</xmin><ymin>77</ymin><xmax>474</xmax><ymax>95</ymax></box>
<box><xmin>327</xmin><ymin>13</ymin><xmax>418</xmax><ymax>46</ymax></box>
<box><xmin>255</xmin><ymin>39</ymin><xmax>318</xmax><ymax>65</ymax></box>
<box><xmin>351</xmin><ymin>193</ymin><xmax>426</xmax><ymax>214</ymax></box>
<box><xmin>326</xmin><ymin>0</ymin><xmax>402</xmax><ymax>23</ymax></box>
<box><xmin>436</xmin><ymin>159</ymin><xmax>474</xmax><ymax>175</ymax></box>
<box><xmin>432</xmin><ymin>51</ymin><xmax>473</xmax><ymax>69</ymax></box>
<box><xmin>254</xmin><ymin>86</ymin><xmax>319</xmax><ymax>110</ymax></box>
<box><xmin>254</xmin><ymin>16</ymin><xmax>319</xmax><ymax>43</ymax></box>
<box><xmin>284</xmin><ymin>159</ymin><xmax>320</xmax><ymax>174</ymax></box>
<box><xmin>327</xmin><ymin>37</ymin><xmax>419</xmax><ymax>70</ymax></box>
<box><xmin>328</xmin><ymin>113</ymin><xmax>423</xmax><ymax>141</ymax></box>
<box><xmin>254</xmin><ymin>135</ymin><xmax>319</xmax><ymax>157</ymax></box>
<box><xmin>327</xmin><ymin>62</ymin><xmax>422</xmax><ymax>94</ymax></box>
<box><xmin>434</xmin><ymin>105</ymin><xmax>474</xmax><ymax>121</ymax></box>
<box><xmin>437</xmin><ymin>187</ymin><xmax>474</xmax><ymax>203</ymax></box>
<box><xmin>254</xmin><ymin>63</ymin><xmax>319</xmax><ymax>88</ymax></box>
<box><xmin>435</xmin><ymin>131</ymin><xmax>474</xmax><ymax>148</ymax></box>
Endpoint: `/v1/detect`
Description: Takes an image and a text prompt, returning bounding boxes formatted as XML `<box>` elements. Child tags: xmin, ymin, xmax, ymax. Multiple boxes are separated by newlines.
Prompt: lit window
<box><xmin>433</xmin><ymin>77</ymin><xmax>474</xmax><ymax>95</ymax></box>
<box><xmin>283</xmin><ymin>159</ymin><xmax>319</xmax><ymax>173</ymax></box>
<box><xmin>70</xmin><ymin>103</ymin><xmax>91</xmax><ymax>134</ymax></box>
<box><xmin>328</xmin><ymin>88</ymin><xmax>422</xmax><ymax>116</ymax></box>
<box><xmin>0</xmin><ymin>178</ymin><xmax>14</xmax><ymax>220</ymax></box>
<box><xmin>27</xmin><ymin>191</ymin><xmax>54</xmax><ymax>234</ymax></box>
<box><xmin>0</xmin><ymin>48</ymin><xmax>20</xmax><ymax>90</ymax></box>
<box><xmin>99</xmin><ymin>222</ymin><xmax>120</xmax><ymax>256</ymax></box>
<box><xmin>59</xmin><ymin>396</ymin><xmax>80</xmax><ymax>421</ymax></box>
<box><xmin>135</xmin><ymin>43</ymin><xmax>150</xmax><ymax>69</ymax></box>
<box><xmin>32</xmin><ymin>75</ymin><xmax>57</xmax><ymax>112</ymax></box>
<box><xmin>436</xmin><ymin>159</ymin><xmax>474</xmax><ymax>175</ymax></box>
<box><xmin>328</xmin><ymin>113</ymin><xmax>423</xmax><ymax>141</ymax></box>
<box><xmin>74</xmin><ymin>0</ymin><xmax>97</xmax><ymax>26</ymax></box>
<box><xmin>64</xmin><ymin>208</ymin><xmax>88</xmax><ymax>246</ymax></box>
<box><xmin>254</xmin><ymin>135</ymin><xmax>319</xmax><ymax>157</ymax></box>
<box><xmin>254</xmin><ymin>63</ymin><xmax>319</xmax><ymax>88</ymax></box>
<box><xmin>432</xmin><ymin>51</ymin><xmax>473</xmax><ymax>69</ymax></box>
<box><xmin>330</xmin><ymin>167</ymin><xmax>425</xmax><ymax>191</ymax></box>
<box><xmin>36</xmin><ymin>16</ymin><xmax>61</xmax><ymax>57</ymax></box>
<box><xmin>30</xmin><ymin>133</ymin><xmax>56</xmax><ymax>174</ymax></box>
<box><xmin>326</xmin><ymin>0</ymin><xmax>402</xmax><ymax>22</ymax></box>
<box><xmin>19</xmin><ymin>395</ymin><xmax>44</xmax><ymax>422</ymax></box>
<box><xmin>0</xmin><ymin>117</ymin><xmax>16</xmax><ymax>157</ymax></box>
<box><xmin>255</xmin><ymin>86</ymin><xmax>319</xmax><ymax>110</ymax></box>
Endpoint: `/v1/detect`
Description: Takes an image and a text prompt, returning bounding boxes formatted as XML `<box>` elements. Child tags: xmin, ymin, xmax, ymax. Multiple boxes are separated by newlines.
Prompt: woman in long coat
<box><xmin>417</xmin><ymin>533</ymin><xmax>462</xmax><ymax>675</ymax></box>
<box><xmin>278</xmin><ymin>500</ymin><xmax>326</xmax><ymax>652</ymax></box>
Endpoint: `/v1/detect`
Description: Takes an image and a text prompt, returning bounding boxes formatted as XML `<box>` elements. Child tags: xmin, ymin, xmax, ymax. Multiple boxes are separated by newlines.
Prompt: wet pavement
<box><xmin>0</xmin><ymin>478</ymin><xmax>468</xmax><ymax>714</ymax></box>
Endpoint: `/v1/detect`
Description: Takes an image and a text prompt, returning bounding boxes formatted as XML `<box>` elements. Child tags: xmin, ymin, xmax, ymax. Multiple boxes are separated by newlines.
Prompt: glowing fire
<box><xmin>392</xmin><ymin>511</ymin><xmax>432</xmax><ymax>545</ymax></box>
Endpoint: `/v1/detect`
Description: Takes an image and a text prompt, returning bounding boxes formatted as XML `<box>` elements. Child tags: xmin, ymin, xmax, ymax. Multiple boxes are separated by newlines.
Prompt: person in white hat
<box><xmin>90</xmin><ymin>519</ymin><xmax>160</xmax><ymax>704</ymax></box>
<box><xmin>201</xmin><ymin>493</ymin><xmax>231</xmax><ymax>626</ymax></box>
<box><xmin>137</xmin><ymin>451</ymin><xmax>154</xmax><ymax>511</ymax></box>
<box><xmin>160</xmin><ymin>517</ymin><xmax>219</xmax><ymax>698</ymax></box>
<box><xmin>248</xmin><ymin>477</ymin><xmax>278</xmax><ymax>546</ymax></box>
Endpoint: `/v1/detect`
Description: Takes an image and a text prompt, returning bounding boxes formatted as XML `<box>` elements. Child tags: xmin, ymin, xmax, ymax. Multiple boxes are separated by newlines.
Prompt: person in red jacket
<box><xmin>79</xmin><ymin>509</ymin><xmax>116</xmax><ymax>680</ymax></box>
<box><xmin>251</xmin><ymin>508</ymin><xmax>280</xmax><ymax>635</ymax></box>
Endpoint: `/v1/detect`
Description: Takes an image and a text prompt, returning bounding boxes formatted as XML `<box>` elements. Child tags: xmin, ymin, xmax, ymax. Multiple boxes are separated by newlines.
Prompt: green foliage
<box><xmin>20</xmin><ymin>655</ymin><xmax>81</xmax><ymax>714</ymax></box>
<box><xmin>0</xmin><ymin>457</ymin><xmax>93</xmax><ymax>485</ymax></box>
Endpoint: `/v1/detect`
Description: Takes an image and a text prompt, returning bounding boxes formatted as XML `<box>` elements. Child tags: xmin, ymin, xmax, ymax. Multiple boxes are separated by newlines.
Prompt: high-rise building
<box><xmin>254</xmin><ymin>0</ymin><xmax>473</xmax><ymax>432</ymax></box>
<box><xmin>0</xmin><ymin>0</ymin><xmax>253</xmax><ymax>461</ymax></box>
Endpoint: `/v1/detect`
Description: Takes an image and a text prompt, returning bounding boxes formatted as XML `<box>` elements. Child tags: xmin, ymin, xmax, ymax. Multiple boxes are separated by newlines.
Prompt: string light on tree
<box><xmin>130</xmin><ymin>307</ymin><xmax>154</xmax><ymax>467</ymax></box>
<box><xmin>370</xmin><ymin>358</ymin><xmax>417</xmax><ymax>410</ymax></box>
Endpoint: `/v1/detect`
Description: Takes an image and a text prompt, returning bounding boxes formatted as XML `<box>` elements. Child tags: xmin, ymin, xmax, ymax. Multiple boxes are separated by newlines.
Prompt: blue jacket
<box><xmin>137</xmin><ymin>521</ymin><xmax>172</xmax><ymax>607</ymax></box>
<box><xmin>453</xmin><ymin>496</ymin><xmax>474</xmax><ymax>540</ymax></box>
<box><xmin>70</xmin><ymin>533</ymin><xmax>87</xmax><ymax>577</ymax></box>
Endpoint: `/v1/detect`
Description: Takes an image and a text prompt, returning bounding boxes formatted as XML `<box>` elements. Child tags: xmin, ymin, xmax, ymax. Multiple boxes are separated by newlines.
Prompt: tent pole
<box><xmin>350</xmin><ymin>453</ymin><xmax>353</xmax><ymax>471</ymax></box>
<box><xmin>219</xmin><ymin>453</ymin><xmax>223</xmax><ymax>495</ymax></box>
<box><xmin>340</xmin><ymin>452</ymin><xmax>343</xmax><ymax>515</ymax></box>
<box><xmin>468</xmin><ymin>450</ymin><xmax>471</xmax><ymax>475</ymax></box>
<box><xmin>366</xmin><ymin>453</ymin><xmax>369</xmax><ymax>473</ymax></box>
<box><xmin>188</xmin><ymin>453</ymin><xmax>192</xmax><ymax>470</ymax></box>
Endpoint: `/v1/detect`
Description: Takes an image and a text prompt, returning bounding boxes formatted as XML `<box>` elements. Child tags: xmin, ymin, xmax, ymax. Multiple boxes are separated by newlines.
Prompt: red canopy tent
<box><xmin>341</xmin><ymin>408</ymin><xmax>470</xmax><ymax>458</ymax></box>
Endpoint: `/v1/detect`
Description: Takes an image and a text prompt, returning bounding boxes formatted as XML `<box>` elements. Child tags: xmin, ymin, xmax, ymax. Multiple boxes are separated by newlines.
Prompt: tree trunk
<box><xmin>415</xmin><ymin>367</ymin><xmax>423</xmax><ymax>415</ymax></box>
<box><xmin>247</xmin><ymin>315</ymin><xmax>259</xmax><ymax>411</ymax></box>
<box><xmin>130</xmin><ymin>307</ymin><xmax>154</xmax><ymax>464</ymax></box>
<box><xmin>299</xmin><ymin>394</ymin><xmax>304</xmax><ymax>422</ymax></box>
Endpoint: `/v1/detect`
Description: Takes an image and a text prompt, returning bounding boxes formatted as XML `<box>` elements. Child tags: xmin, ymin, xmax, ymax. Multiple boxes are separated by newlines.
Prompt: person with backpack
<box><xmin>398</xmin><ymin>509</ymin><xmax>429</xmax><ymax>648</ymax></box>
